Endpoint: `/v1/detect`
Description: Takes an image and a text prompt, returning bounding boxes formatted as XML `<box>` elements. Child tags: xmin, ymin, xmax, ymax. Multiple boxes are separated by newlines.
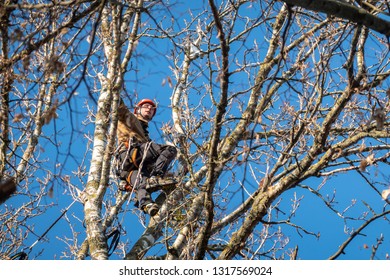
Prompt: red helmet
<box><xmin>134</xmin><ymin>99</ymin><xmax>157</xmax><ymax>117</ymax></box>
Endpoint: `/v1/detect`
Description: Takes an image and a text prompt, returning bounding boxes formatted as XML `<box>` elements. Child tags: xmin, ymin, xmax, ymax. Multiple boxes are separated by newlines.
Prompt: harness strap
<box><xmin>119</xmin><ymin>138</ymin><xmax>139</xmax><ymax>172</ymax></box>
<box><xmin>131</xmin><ymin>148</ymin><xmax>139</xmax><ymax>169</ymax></box>
<box><xmin>126</xmin><ymin>170</ymin><xmax>133</xmax><ymax>185</ymax></box>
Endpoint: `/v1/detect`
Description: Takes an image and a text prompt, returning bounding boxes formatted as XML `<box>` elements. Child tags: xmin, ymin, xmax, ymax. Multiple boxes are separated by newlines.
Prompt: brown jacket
<box><xmin>117</xmin><ymin>101</ymin><xmax>149</xmax><ymax>148</ymax></box>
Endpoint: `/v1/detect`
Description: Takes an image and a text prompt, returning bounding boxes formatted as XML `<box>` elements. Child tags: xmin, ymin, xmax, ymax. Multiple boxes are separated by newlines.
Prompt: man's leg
<box><xmin>130</xmin><ymin>170</ymin><xmax>159</xmax><ymax>216</ymax></box>
<box><xmin>143</xmin><ymin>144</ymin><xmax>178</xmax><ymax>192</ymax></box>
<box><xmin>127</xmin><ymin>142</ymin><xmax>178</xmax><ymax>214</ymax></box>
<box><xmin>150</xmin><ymin>144</ymin><xmax>177</xmax><ymax>177</ymax></box>
<box><xmin>116</xmin><ymin>149</ymin><xmax>134</xmax><ymax>192</ymax></box>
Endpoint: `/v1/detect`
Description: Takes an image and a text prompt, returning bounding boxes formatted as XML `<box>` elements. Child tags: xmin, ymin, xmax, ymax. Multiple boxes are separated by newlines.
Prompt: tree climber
<box><xmin>115</xmin><ymin>98</ymin><xmax>177</xmax><ymax>216</ymax></box>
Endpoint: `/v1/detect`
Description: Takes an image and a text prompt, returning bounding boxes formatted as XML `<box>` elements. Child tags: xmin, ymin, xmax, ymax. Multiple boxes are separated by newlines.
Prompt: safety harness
<box><xmin>124</xmin><ymin>140</ymin><xmax>140</xmax><ymax>169</ymax></box>
<box><xmin>116</xmin><ymin>137</ymin><xmax>152</xmax><ymax>192</ymax></box>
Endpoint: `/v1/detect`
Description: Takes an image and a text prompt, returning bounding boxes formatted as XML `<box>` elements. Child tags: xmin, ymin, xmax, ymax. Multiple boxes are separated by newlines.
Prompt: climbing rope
<box><xmin>9</xmin><ymin>251</ymin><xmax>28</xmax><ymax>260</ymax></box>
<box><xmin>106</xmin><ymin>227</ymin><xmax>121</xmax><ymax>257</ymax></box>
<box><xmin>8</xmin><ymin>199</ymin><xmax>123</xmax><ymax>260</ymax></box>
<box><xmin>118</xmin><ymin>141</ymin><xmax>153</xmax><ymax>226</ymax></box>
<box><xmin>8</xmin><ymin>199</ymin><xmax>76</xmax><ymax>260</ymax></box>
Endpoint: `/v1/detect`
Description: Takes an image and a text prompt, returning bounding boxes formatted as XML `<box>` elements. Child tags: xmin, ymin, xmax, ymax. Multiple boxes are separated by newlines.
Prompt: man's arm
<box><xmin>118</xmin><ymin>100</ymin><xmax>149</xmax><ymax>143</ymax></box>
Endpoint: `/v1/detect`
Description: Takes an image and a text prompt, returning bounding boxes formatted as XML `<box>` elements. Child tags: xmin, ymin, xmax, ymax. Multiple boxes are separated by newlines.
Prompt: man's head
<box><xmin>134</xmin><ymin>99</ymin><xmax>157</xmax><ymax>122</ymax></box>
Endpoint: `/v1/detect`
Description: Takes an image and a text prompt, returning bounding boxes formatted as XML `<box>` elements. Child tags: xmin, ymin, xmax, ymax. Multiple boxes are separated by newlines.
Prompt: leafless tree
<box><xmin>1</xmin><ymin>0</ymin><xmax>390</xmax><ymax>260</ymax></box>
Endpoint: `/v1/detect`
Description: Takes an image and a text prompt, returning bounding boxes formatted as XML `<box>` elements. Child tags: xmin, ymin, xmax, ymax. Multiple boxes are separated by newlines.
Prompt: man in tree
<box><xmin>116</xmin><ymin>99</ymin><xmax>177</xmax><ymax>216</ymax></box>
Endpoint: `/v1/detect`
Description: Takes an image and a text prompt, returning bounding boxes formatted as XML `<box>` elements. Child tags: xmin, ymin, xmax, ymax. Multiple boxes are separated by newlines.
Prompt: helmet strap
<box><xmin>136</xmin><ymin>107</ymin><xmax>152</xmax><ymax>122</ymax></box>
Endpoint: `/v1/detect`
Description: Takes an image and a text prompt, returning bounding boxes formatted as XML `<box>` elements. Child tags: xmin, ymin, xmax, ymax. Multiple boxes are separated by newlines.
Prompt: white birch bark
<box><xmin>82</xmin><ymin>0</ymin><xmax>144</xmax><ymax>260</ymax></box>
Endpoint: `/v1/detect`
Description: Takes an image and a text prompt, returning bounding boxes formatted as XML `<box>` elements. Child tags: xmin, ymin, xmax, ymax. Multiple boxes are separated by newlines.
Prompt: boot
<box><xmin>142</xmin><ymin>202</ymin><xmax>159</xmax><ymax>216</ymax></box>
<box><xmin>145</xmin><ymin>176</ymin><xmax>178</xmax><ymax>193</ymax></box>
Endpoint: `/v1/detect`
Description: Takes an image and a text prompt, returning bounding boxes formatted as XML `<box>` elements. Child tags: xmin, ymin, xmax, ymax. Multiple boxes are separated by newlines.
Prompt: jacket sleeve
<box><xmin>117</xmin><ymin>101</ymin><xmax>149</xmax><ymax>143</ymax></box>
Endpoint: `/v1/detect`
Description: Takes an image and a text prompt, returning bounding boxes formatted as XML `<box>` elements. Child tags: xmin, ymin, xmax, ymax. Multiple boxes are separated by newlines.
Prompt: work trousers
<box><xmin>116</xmin><ymin>142</ymin><xmax>177</xmax><ymax>208</ymax></box>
